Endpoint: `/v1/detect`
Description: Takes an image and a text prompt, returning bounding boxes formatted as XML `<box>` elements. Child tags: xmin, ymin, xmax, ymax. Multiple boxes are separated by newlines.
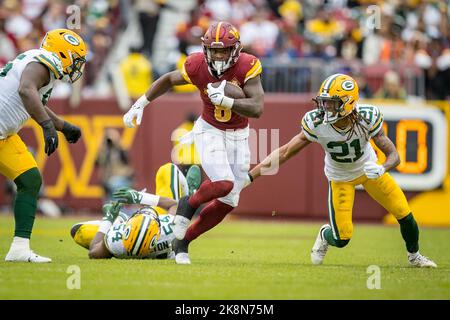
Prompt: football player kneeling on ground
<box><xmin>247</xmin><ymin>73</ymin><xmax>437</xmax><ymax>268</ymax></box>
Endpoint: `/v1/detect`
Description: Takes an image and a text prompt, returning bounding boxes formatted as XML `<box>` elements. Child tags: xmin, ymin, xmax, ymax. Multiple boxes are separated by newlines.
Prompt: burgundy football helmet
<box><xmin>201</xmin><ymin>21</ymin><xmax>242</xmax><ymax>76</ymax></box>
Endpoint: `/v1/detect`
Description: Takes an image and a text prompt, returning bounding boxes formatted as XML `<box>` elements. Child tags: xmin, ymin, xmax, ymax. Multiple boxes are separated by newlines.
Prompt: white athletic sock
<box><xmin>10</xmin><ymin>237</ymin><xmax>30</xmax><ymax>251</ymax></box>
<box><xmin>408</xmin><ymin>251</ymin><xmax>419</xmax><ymax>260</ymax></box>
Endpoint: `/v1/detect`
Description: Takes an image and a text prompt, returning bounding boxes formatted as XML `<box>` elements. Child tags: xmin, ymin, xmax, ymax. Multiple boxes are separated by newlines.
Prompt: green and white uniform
<box><xmin>0</xmin><ymin>49</ymin><xmax>63</xmax><ymax>139</ymax></box>
<box><xmin>301</xmin><ymin>104</ymin><xmax>384</xmax><ymax>182</ymax></box>
<box><xmin>105</xmin><ymin>211</ymin><xmax>175</xmax><ymax>259</ymax></box>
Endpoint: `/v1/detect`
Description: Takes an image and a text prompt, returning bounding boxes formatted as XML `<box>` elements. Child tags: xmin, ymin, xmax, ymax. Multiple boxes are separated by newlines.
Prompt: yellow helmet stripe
<box><xmin>322</xmin><ymin>73</ymin><xmax>343</xmax><ymax>93</ymax></box>
<box><xmin>131</xmin><ymin>215</ymin><xmax>151</xmax><ymax>256</ymax></box>
<box><xmin>215</xmin><ymin>22</ymin><xmax>223</xmax><ymax>43</ymax></box>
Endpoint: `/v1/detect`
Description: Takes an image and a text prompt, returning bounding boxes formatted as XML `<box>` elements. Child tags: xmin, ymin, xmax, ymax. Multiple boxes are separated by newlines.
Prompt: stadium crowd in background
<box><xmin>0</xmin><ymin>0</ymin><xmax>123</xmax><ymax>90</ymax></box>
<box><xmin>0</xmin><ymin>0</ymin><xmax>448</xmax><ymax>100</ymax></box>
<box><xmin>174</xmin><ymin>0</ymin><xmax>449</xmax><ymax>99</ymax></box>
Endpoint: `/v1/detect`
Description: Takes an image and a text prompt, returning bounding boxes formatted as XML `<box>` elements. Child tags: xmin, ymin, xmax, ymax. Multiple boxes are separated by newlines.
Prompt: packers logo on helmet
<box><xmin>40</xmin><ymin>29</ymin><xmax>87</xmax><ymax>83</ymax></box>
<box><xmin>316</xmin><ymin>74</ymin><xmax>359</xmax><ymax>124</ymax></box>
<box><xmin>122</xmin><ymin>208</ymin><xmax>161</xmax><ymax>258</ymax></box>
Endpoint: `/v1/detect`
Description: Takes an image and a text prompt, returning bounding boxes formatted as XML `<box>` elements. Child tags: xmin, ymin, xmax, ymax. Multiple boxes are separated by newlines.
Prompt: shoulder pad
<box><xmin>34</xmin><ymin>49</ymin><xmax>64</xmax><ymax>79</ymax></box>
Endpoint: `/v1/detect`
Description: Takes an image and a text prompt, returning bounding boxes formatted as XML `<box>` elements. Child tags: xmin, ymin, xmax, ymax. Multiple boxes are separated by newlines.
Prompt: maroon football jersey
<box><xmin>181</xmin><ymin>52</ymin><xmax>262</xmax><ymax>130</ymax></box>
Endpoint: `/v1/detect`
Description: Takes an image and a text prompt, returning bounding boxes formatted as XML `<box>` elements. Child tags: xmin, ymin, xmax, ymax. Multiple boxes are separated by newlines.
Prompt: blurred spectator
<box><xmin>415</xmin><ymin>37</ymin><xmax>450</xmax><ymax>100</ymax></box>
<box><xmin>176</xmin><ymin>8</ymin><xmax>210</xmax><ymax>56</ymax></box>
<box><xmin>204</xmin><ymin>0</ymin><xmax>231</xmax><ymax>21</ymax></box>
<box><xmin>0</xmin><ymin>10</ymin><xmax>16</xmax><ymax>66</ymax></box>
<box><xmin>240</xmin><ymin>5</ymin><xmax>279</xmax><ymax>57</ymax></box>
<box><xmin>305</xmin><ymin>6</ymin><xmax>344</xmax><ymax>46</ymax></box>
<box><xmin>4</xmin><ymin>0</ymin><xmax>33</xmax><ymax>40</ymax></box>
<box><xmin>119</xmin><ymin>47</ymin><xmax>153</xmax><ymax>99</ymax></box>
<box><xmin>42</xmin><ymin>1</ymin><xmax>66</xmax><ymax>32</ymax></box>
<box><xmin>352</xmin><ymin>68</ymin><xmax>373</xmax><ymax>99</ymax></box>
<box><xmin>135</xmin><ymin>0</ymin><xmax>167</xmax><ymax>58</ymax></box>
<box><xmin>374</xmin><ymin>70</ymin><xmax>407</xmax><ymax>100</ymax></box>
<box><xmin>271</xmin><ymin>0</ymin><xmax>303</xmax><ymax>59</ymax></box>
<box><xmin>96</xmin><ymin>129</ymin><xmax>134</xmax><ymax>201</ymax></box>
<box><xmin>229</xmin><ymin>0</ymin><xmax>257</xmax><ymax>26</ymax></box>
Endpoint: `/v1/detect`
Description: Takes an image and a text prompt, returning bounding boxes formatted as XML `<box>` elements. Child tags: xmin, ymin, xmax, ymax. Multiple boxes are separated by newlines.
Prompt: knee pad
<box><xmin>14</xmin><ymin>167</ymin><xmax>42</xmax><ymax>197</ymax></box>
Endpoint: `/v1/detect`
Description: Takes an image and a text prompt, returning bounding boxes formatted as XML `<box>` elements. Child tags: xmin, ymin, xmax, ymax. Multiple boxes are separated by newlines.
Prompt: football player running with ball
<box><xmin>123</xmin><ymin>21</ymin><xmax>264</xmax><ymax>264</ymax></box>
<box><xmin>1</xmin><ymin>29</ymin><xmax>86</xmax><ymax>263</ymax></box>
<box><xmin>247</xmin><ymin>74</ymin><xmax>436</xmax><ymax>268</ymax></box>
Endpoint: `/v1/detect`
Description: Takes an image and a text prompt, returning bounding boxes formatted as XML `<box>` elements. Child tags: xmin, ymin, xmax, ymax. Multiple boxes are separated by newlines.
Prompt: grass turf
<box><xmin>0</xmin><ymin>215</ymin><xmax>449</xmax><ymax>300</ymax></box>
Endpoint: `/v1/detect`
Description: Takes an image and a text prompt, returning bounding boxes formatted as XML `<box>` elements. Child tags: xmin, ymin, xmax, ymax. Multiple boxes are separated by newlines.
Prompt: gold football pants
<box><xmin>328</xmin><ymin>173</ymin><xmax>411</xmax><ymax>240</ymax></box>
<box><xmin>0</xmin><ymin>134</ymin><xmax>38</xmax><ymax>180</ymax></box>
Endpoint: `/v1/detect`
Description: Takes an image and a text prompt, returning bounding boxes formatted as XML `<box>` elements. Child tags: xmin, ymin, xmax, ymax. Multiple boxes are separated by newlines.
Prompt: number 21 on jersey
<box><xmin>327</xmin><ymin>139</ymin><xmax>364</xmax><ymax>163</ymax></box>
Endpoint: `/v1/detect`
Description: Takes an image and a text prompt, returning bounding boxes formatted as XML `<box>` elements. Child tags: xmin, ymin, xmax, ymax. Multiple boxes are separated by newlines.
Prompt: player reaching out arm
<box><xmin>248</xmin><ymin>74</ymin><xmax>436</xmax><ymax>268</ymax></box>
<box><xmin>87</xmin><ymin>190</ymin><xmax>177</xmax><ymax>259</ymax></box>
<box><xmin>122</xmin><ymin>21</ymin><xmax>264</xmax><ymax>265</ymax></box>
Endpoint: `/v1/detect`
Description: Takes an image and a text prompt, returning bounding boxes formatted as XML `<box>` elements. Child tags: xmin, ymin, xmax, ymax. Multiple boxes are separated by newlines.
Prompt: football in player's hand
<box><xmin>211</xmin><ymin>81</ymin><xmax>246</xmax><ymax>99</ymax></box>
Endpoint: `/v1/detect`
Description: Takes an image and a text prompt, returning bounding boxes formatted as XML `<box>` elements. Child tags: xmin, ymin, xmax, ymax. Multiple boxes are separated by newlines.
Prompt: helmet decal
<box><xmin>63</xmin><ymin>33</ymin><xmax>80</xmax><ymax>46</ymax></box>
<box><xmin>342</xmin><ymin>80</ymin><xmax>355</xmax><ymax>91</ymax></box>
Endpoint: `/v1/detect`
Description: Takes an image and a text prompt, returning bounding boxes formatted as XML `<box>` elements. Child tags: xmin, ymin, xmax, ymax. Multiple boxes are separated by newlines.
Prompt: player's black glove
<box><xmin>39</xmin><ymin>119</ymin><xmax>58</xmax><ymax>156</ymax></box>
<box><xmin>61</xmin><ymin>121</ymin><xmax>81</xmax><ymax>143</ymax></box>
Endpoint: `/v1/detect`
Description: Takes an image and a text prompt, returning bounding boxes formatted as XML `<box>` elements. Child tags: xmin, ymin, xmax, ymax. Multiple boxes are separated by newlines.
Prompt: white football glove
<box><xmin>206</xmin><ymin>80</ymin><xmax>234</xmax><ymax>109</ymax></box>
<box><xmin>123</xmin><ymin>95</ymin><xmax>150</xmax><ymax>128</ymax></box>
<box><xmin>363</xmin><ymin>161</ymin><xmax>385</xmax><ymax>179</ymax></box>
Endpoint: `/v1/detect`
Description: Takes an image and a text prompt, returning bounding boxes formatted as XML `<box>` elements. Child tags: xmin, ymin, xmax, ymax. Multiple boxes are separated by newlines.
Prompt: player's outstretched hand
<box><xmin>61</xmin><ymin>121</ymin><xmax>81</xmax><ymax>143</ymax></box>
<box><xmin>123</xmin><ymin>95</ymin><xmax>151</xmax><ymax>128</ymax></box>
<box><xmin>102</xmin><ymin>201</ymin><xmax>123</xmax><ymax>222</ymax></box>
<box><xmin>363</xmin><ymin>161</ymin><xmax>385</xmax><ymax>179</ymax></box>
<box><xmin>112</xmin><ymin>187</ymin><xmax>143</xmax><ymax>204</ymax></box>
<box><xmin>123</xmin><ymin>104</ymin><xmax>144</xmax><ymax>128</ymax></box>
<box><xmin>39</xmin><ymin>119</ymin><xmax>59</xmax><ymax>156</ymax></box>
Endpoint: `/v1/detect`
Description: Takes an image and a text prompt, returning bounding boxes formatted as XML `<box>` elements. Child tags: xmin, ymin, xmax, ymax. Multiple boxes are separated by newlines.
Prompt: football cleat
<box><xmin>311</xmin><ymin>224</ymin><xmax>331</xmax><ymax>265</ymax></box>
<box><xmin>175</xmin><ymin>253</ymin><xmax>191</xmax><ymax>265</ymax></box>
<box><xmin>5</xmin><ymin>249</ymin><xmax>52</xmax><ymax>263</ymax></box>
<box><xmin>408</xmin><ymin>253</ymin><xmax>437</xmax><ymax>268</ymax></box>
<box><xmin>186</xmin><ymin>165</ymin><xmax>201</xmax><ymax>196</ymax></box>
<box><xmin>172</xmin><ymin>238</ymin><xmax>191</xmax><ymax>265</ymax></box>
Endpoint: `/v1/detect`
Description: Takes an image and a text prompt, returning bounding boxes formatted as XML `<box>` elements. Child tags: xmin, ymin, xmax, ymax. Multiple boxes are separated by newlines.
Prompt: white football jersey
<box><xmin>301</xmin><ymin>104</ymin><xmax>384</xmax><ymax>182</ymax></box>
<box><xmin>104</xmin><ymin>211</ymin><xmax>175</xmax><ymax>259</ymax></box>
<box><xmin>0</xmin><ymin>49</ymin><xmax>63</xmax><ymax>139</ymax></box>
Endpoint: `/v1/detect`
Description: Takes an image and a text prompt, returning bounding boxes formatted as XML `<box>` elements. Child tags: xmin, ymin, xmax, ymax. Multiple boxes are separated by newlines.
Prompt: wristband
<box><xmin>221</xmin><ymin>96</ymin><xmax>234</xmax><ymax>109</ymax></box>
<box><xmin>140</xmin><ymin>192</ymin><xmax>160</xmax><ymax>206</ymax></box>
<box><xmin>135</xmin><ymin>94</ymin><xmax>150</xmax><ymax>109</ymax></box>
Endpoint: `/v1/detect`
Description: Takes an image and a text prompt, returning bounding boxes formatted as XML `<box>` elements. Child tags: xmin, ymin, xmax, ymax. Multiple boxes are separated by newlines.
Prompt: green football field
<box><xmin>0</xmin><ymin>215</ymin><xmax>449</xmax><ymax>300</ymax></box>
